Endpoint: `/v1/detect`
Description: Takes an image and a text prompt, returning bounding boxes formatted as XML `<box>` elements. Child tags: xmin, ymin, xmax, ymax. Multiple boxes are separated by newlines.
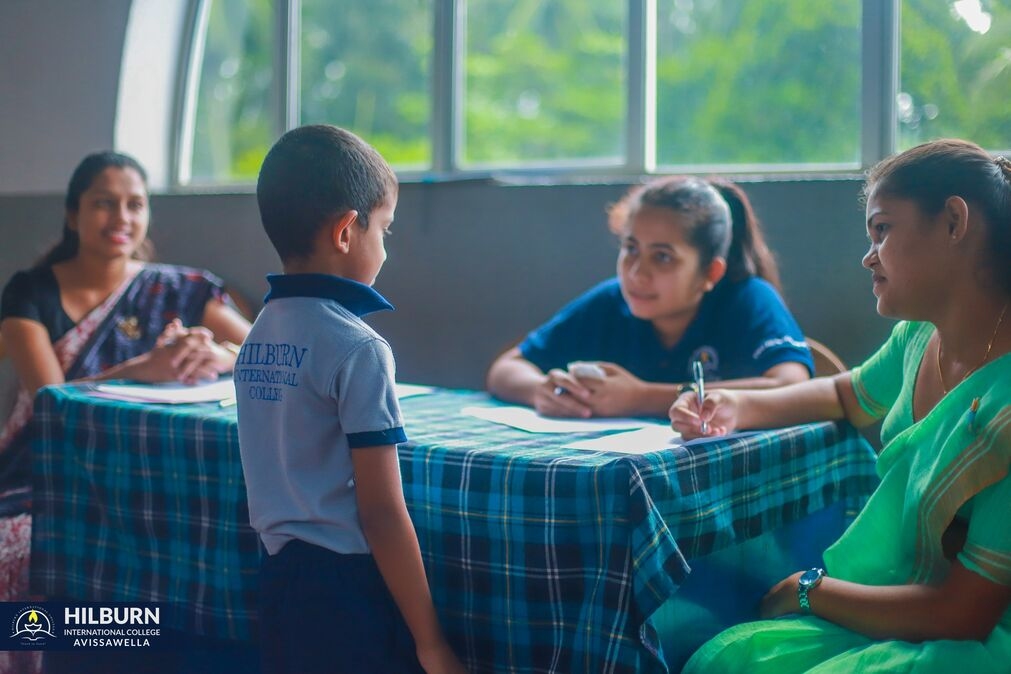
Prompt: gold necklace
<box><xmin>936</xmin><ymin>302</ymin><xmax>1009</xmax><ymax>394</ymax></box>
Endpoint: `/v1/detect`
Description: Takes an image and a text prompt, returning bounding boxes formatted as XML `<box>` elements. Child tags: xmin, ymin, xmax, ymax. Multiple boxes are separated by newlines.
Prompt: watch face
<box><xmin>799</xmin><ymin>569</ymin><xmax>823</xmax><ymax>587</ymax></box>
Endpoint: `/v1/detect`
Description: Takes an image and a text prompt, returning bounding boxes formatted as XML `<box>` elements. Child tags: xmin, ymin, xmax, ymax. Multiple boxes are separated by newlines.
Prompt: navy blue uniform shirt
<box><xmin>519</xmin><ymin>276</ymin><xmax>814</xmax><ymax>384</ymax></box>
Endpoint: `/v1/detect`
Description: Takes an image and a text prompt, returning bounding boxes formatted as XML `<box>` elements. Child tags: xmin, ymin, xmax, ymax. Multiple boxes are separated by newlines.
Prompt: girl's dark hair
<box><xmin>36</xmin><ymin>151</ymin><xmax>153</xmax><ymax>268</ymax></box>
<box><xmin>608</xmin><ymin>176</ymin><xmax>781</xmax><ymax>289</ymax></box>
<box><xmin>864</xmin><ymin>138</ymin><xmax>1011</xmax><ymax>294</ymax></box>
<box><xmin>708</xmin><ymin>178</ymin><xmax>781</xmax><ymax>290</ymax></box>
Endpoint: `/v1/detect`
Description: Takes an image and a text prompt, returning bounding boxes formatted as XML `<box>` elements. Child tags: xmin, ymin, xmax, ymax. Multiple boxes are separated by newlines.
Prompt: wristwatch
<box><xmin>797</xmin><ymin>567</ymin><xmax>825</xmax><ymax>613</ymax></box>
<box><xmin>677</xmin><ymin>383</ymin><xmax>696</xmax><ymax>397</ymax></box>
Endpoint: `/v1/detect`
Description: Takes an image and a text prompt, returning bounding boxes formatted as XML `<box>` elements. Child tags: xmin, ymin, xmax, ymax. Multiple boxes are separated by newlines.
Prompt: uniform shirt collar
<box><xmin>264</xmin><ymin>273</ymin><xmax>394</xmax><ymax>316</ymax></box>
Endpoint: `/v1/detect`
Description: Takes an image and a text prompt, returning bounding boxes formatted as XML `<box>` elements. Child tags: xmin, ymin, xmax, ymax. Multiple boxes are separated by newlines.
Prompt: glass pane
<box><xmin>463</xmin><ymin>1</ymin><xmax>626</xmax><ymax>167</ymax></box>
<box><xmin>300</xmin><ymin>0</ymin><xmax>433</xmax><ymax>170</ymax></box>
<box><xmin>189</xmin><ymin>0</ymin><xmax>276</xmax><ymax>183</ymax></box>
<box><xmin>656</xmin><ymin>1</ymin><xmax>861</xmax><ymax>166</ymax></box>
<box><xmin>899</xmin><ymin>0</ymin><xmax>1011</xmax><ymax>151</ymax></box>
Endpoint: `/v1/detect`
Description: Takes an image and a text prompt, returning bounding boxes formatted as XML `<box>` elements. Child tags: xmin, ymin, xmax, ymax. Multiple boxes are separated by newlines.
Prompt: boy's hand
<box><xmin>669</xmin><ymin>389</ymin><xmax>739</xmax><ymax>439</ymax></box>
<box><xmin>417</xmin><ymin>641</ymin><xmax>467</xmax><ymax>674</ymax></box>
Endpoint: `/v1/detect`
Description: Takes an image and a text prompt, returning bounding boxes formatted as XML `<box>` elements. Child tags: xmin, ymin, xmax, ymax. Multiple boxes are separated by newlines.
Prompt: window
<box><xmin>300</xmin><ymin>0</ymin><xmax>434</xmax><ymax>169</ymax></box>
<box><xmin>176</xmin><ymin>0</ymin><xmax>1008</xmax><ymax>185</ymax></box>
<box><xmin>899</xmin><ymin>0</ymin><xmax>1010</xmax><ymax>151</ymax></box>
<box><xmin>188</xmin><ymin>0</ymin><xmax>276</xmax><ymax>183</ymax></box>
<box><xmin>462</xmin><ymin>1</ymin><xmax>626</xmax><ymax>167</ymax></box>
<box><xmin>656</xmin><ymin>0</ymin><xmax>862</xmax><ymax>166</ymax></box>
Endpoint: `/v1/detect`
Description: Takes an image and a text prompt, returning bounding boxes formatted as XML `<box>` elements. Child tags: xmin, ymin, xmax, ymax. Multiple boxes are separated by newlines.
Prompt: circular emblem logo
<box><xmin>10</xmin><ymin>606</ymin><xmax>56</xmax><ymax>645</ymax></box>
<box><xmin>689</xmin><ymin>346</ymin><xmax>720</xmax><ymax>377</ymax></box>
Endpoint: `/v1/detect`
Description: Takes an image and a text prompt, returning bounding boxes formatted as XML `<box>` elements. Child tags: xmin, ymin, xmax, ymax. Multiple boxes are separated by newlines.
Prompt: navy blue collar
<box><xmin>264</xmin><ymin>273</ymin><xmax>394</xmax><ymax>317</ymax></box>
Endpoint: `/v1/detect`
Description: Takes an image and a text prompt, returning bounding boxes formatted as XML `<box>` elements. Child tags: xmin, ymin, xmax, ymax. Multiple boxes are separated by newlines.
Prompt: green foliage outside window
<box><xmin>186</xmin><ymin>0</ymin><xmax>1010</xmax><ymax>184</ymax></box>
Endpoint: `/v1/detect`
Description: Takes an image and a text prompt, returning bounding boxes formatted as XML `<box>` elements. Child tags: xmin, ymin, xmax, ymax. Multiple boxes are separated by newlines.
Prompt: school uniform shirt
<box><xmin>519</xmin><ymin>276</ymin><xmax>813</xmax><ymax>385</ymax></box>
<box><xmin>235</xmin><ymin>273</ymin><xmax>406</xmax><ymax>557</ymax></box>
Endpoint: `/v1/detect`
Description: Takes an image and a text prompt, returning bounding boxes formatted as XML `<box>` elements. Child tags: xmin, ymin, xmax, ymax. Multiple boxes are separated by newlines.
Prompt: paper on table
<box><xmin>93</xmin><ymin>379</ymin><xmax>236</xmax><ymax>404</ymax></box>
<box><xmin>395</xmin><ymin>383</ymin><xmax>435</xmax><ymax>399</ymax></box>
<box><xmin>461</xmin><ymin>405</ymin><xmax>652</xmax><ymax>434</ymax></box>
<box><xmin>563</xmin><ymin>423</ymin><xmax>681</xmax><ymax>454</ymax></box>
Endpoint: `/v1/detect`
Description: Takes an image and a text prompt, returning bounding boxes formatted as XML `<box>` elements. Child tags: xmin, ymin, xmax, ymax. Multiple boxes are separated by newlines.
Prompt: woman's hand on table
<box><xmin>669</xmin><ymin>389</ymin><xmax>739</xmax><ymax>439</ymax></box>
<box><xmin>117</xmin><ymin>322</ymin><xmax>231</xmax><ymax>384</ymax></box>
<box><xmin>171</xmin><ymin>331</ymin><xmax>233</xmax><ymax>384</ymax></box>
<box><xmin>532</xmin><ymin>369</ymin><xmax>593</xmax><ymax>418</ymax></box>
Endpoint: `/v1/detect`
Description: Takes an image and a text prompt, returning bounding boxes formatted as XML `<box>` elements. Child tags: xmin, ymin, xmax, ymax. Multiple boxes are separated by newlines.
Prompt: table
<box><xmin>31</xmin><ymin>386</ymin><xmax>879</xmax><ymax>672</ymax></box>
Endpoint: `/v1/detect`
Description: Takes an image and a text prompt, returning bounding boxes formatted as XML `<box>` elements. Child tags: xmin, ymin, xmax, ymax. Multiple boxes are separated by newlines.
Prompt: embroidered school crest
<box><xmin>116</xmin><ymin>316</ymin><xmax>142</xmax><ymax>340</ymax></box>
<box><xmin>689</xmin><ymin>346</ymin><xmax>719</xmax><ymax>377</ymax></box>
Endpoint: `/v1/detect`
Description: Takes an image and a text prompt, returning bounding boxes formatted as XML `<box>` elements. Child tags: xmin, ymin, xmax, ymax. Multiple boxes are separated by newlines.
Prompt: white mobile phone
<box><xmin>567</xmin><ymin>361</ymin><xmax>606</xmax><ymax>380</ymax></box>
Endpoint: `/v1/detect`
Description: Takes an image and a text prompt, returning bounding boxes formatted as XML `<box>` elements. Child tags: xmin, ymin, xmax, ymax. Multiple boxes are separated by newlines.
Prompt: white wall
<box><xmin>0</xmin><ymin>0</ymin><xmax>132</xmax><ymax>194</ymax></box>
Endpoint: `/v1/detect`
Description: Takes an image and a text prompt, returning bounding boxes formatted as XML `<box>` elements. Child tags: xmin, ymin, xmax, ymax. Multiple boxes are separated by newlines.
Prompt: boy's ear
<box><xmin>703</xmin><ymin>257</ymin><xmax>728</xmax><ymax>291</ymax></box>
<box><xmin>330</xmin><ymin>210</ymin><xmax>359</xmax><ymax>254</ymax></box>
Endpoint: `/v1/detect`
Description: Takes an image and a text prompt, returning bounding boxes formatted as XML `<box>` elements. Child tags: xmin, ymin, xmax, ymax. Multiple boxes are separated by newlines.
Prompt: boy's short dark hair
<box><xmin>256</xmin><ymin>125</ymin><xmax>398</xmax><ymax>261</ymax></box>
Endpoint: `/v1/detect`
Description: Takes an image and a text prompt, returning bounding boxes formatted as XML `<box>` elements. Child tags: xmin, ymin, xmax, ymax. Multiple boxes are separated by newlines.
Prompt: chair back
<box><xmin>806</xmin><ymin>337</ymin><xmax>846</xmax><ymax>377</ymax></box>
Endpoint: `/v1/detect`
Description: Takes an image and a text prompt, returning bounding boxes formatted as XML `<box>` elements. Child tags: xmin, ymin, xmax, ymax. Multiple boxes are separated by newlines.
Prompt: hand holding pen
<box><xmin>692</xmin><ymin>360</ymin><xmax>708</xmax><ymax>435</ymax></box>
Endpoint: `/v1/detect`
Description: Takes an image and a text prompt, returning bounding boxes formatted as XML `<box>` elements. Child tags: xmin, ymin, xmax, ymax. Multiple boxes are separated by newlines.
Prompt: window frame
<box><xmin>172</xmin><ymin>0</ymin><xmax>903</xmax><ymax>187</ymax></box>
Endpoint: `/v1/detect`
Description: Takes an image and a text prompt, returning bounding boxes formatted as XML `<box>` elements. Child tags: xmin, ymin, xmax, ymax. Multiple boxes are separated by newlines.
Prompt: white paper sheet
<box><xmin>461</xmin><ymin>405</ymin><xmax>652</xmax><ymax>434</ymax></box>
<box><xmin>93</xmin><ymin>379</ymin><xmax>236</xmax><ymax>404</ymax></box>
<box><xmin>395</xmin><ymin>383</ymin><xmax>435</xmax><ymax>399</ymax></box>
<box><xmin>562</xmin><ymin>424</ymin><xmax>681</xmax><ymax>454</ymax></box>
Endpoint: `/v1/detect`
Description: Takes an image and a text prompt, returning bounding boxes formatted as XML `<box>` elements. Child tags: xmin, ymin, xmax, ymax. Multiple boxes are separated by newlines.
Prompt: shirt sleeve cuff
<box><xmin>347</xmin><ymin>426</ymin><xmax>408</xmax><ymax>448</ymax></box>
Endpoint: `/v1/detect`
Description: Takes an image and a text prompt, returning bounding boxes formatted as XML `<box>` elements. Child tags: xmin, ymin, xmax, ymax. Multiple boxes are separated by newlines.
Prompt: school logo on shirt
<box><xmin>9</xmin><ymin>606</ymin><xmax>56</xmax><ymax>646</ymax></box>
<box><xmin>689</xmin><ymin>346</ymin><xmax>720</xmax><ymax>377</ymax></box>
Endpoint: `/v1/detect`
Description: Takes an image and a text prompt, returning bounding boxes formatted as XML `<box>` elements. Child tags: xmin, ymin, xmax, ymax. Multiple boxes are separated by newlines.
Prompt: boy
<box><xmin>236</xmin><ymin>125</ymin><xmax>465</xmax><ymax>674</ymax></box>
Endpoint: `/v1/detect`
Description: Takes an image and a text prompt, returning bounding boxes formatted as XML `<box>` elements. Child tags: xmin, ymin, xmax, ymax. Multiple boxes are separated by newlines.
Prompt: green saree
<box><xmin>683</xmin><ymin>321</ymin><xmax>1011</xmax><ymax>673</ymax></box>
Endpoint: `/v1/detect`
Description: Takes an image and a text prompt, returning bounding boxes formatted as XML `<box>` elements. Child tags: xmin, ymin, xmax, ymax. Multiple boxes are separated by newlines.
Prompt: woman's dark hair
<box><xmin>608</xmin><ymin>176</ymin><xmax>781</xmax><ymax>290</ymax></box>
<box><xmin>864</xmin><ymin>138</ymin><xmax>1011</xmax><ymax>294</ymax></box>
<box><xmin>36</xmin><ymin>151</ymin><xmax>152</xmax><ymax>268</ymax></box>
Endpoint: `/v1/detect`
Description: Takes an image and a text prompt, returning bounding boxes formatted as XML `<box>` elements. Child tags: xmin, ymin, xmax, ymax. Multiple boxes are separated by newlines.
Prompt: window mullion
<box><xmin>277</xmin><ymin>0</ymin><xmax>300</xmax><ymax>134</ymax></box>
<box><xmin>626</xmin><ymin>0</ymin><xmax>655</xmax><ymax>174</ymax></box>
<box><xmin>433</xmin><ymin>0</ymin><xmax>459</xmax><ymax>174</ymax></box>
<box><xmin>861</xmin><ymin>0</ymin><xmax>899</xmax><ymax>166</ymax></box>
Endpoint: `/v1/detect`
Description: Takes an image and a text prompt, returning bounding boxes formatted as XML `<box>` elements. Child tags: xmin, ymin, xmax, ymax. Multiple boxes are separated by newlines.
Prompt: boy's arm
<box><xmin>351</xmin><ymin>445</ymin><xmax>465</xmax><ymax>673</ymax></box>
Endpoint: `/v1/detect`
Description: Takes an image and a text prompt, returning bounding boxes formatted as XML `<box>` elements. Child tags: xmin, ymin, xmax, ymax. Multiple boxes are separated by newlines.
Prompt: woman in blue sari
<box><xmin>0</xmin><ymin>151</ymin><xmax>250</xmax><ymax>663</ymax></box>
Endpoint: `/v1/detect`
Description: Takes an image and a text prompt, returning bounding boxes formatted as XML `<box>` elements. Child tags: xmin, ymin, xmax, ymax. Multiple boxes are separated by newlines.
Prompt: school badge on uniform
<box><xmin>689</xmin><ymin>346</ymin><xmax>720</xmax><ymax>377</ymax></box>
<box><xmin>116</xmin><ymin>316</ymin><xmax>142</xmax><ymax>340</ymax></box>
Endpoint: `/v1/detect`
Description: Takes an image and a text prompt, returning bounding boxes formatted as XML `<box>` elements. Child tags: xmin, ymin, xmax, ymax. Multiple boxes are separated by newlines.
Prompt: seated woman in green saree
<box><xmin>669</xmin><ymin>139</ymin><xmax>1011</xmax><ymax>673</ymax></box>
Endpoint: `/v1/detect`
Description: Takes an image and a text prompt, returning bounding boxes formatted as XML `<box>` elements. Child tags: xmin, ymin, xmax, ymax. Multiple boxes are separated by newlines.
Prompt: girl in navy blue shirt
<box><xmin>487</xmin><ymin>177</ymin><xmax>813</xmax><ymax>418</ymax></box>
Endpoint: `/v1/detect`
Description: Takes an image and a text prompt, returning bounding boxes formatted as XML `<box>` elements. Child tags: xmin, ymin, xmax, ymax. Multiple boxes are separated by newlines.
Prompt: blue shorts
<box><xmin>258</xmin><ymin>539</ymin><xmax>425</xmax><ymax>674</ymax></box>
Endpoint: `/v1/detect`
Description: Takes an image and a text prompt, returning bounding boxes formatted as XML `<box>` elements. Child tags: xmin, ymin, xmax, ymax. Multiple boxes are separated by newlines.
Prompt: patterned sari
<box><xmin>683</xmin><ymin>321</ymin><xmax>1011</xmax><ymax>673</ymax></box>
<box><xmin>0</xmin><ymin>263</ymin><xmax>226</xmax><ymax>609</ymax></box>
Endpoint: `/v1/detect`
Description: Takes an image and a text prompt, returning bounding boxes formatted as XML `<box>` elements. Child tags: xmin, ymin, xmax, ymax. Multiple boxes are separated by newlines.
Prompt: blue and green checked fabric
<box><xmin>30</xmin><ymin>386</ymin><xmax>878</xmax><ymax>671</ymax></box>
<box><xmin>396</xmin><ymin>391</ymin><xmax>877</xmax><ymax>673</ymax></box>
<box><xmin>30</xmin><ymin>385</ymin><xmax>260</xmax><ymax>641</ymax></box>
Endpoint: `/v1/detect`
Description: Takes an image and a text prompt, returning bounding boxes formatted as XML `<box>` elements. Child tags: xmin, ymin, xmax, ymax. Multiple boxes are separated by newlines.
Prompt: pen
<box><xmin>967</xmin><ymin>397</ymin><xmax>980</xmax><ymax>433</ymax></box>
<box><xmin>692</xmin><ymin>360</ymin><xmax>708</xmax><ymax>434</ymax></box>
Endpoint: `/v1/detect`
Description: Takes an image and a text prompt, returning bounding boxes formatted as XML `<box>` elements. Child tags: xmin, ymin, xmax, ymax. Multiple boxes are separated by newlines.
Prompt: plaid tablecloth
<box><xmin>31</xmin><ymin>386</ymin><xmax>878</xmax><ymax>671</ymax></box>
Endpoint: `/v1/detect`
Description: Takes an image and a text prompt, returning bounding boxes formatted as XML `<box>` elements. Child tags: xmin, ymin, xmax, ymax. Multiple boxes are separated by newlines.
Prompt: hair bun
<box><xmin>996</xmin><ymin>155</ymin><xmax>1011</xmax><ymax>181</ymax></box>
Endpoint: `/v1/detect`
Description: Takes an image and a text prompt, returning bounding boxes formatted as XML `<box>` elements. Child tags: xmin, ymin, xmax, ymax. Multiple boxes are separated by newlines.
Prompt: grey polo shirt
<box><xmin>235</xmin><ymin>273</ymin><xmax>407</xmax><ymax>556</ymax></box>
